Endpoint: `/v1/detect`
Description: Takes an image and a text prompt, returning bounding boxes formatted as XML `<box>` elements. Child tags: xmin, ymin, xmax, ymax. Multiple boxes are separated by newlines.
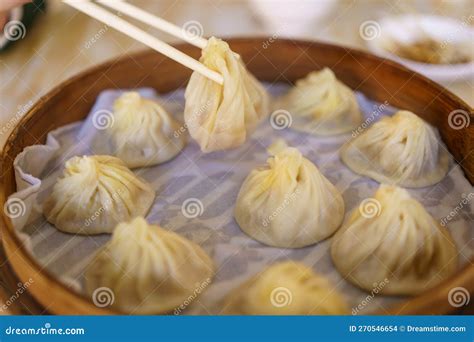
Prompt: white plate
<box><xmin>247</xmin><ymin>0</ymin><xmax>336</xmax><ymax>37</ymax></box>
<box><xmin>366</xmin><ymin>14</ymin><xmax>474</xmax><ymax>83</ymax></box>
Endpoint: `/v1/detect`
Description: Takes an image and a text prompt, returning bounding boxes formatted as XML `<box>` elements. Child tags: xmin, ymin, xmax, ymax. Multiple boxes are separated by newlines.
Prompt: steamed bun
<box><xmin>340</xmin><ymin>110</ymin><xmax>450</xmax><ymax>187</ymax></box>
<box><xmin>184</xmin><ymin>37</ymin><xmax>269</xmax><ymax>152</ymax></box>
<box><xmin>331</xmin><ymin>185</ymin><xmax>458</xmax><ymax>295</ymax></box>
<box><xmin>234</xmin><ymin>140</ymin><xmax>344</xmax><ymax>248</ymax></box>
<box><xmin>43</xmin><ymin>155</ymin><xmax>155</xmax><ymax>235</ymax></box>
<box><xmin>278</xmin><ymin>68</ymin><xmax>362</xmax><ymax>135</ymax></box>
<box><xmin>85</xmin><ymin>217</ymin><xmax>214</xmax><ymax>314</ymax></box>
<box><xmin>109</xmin><ymin>92</ymin><xmax>186</xmax><ymax>168</ymax></box>
<box><xmin>223</xmin><ymin>261</ymin><xmax>349</xmax><ymax>315</ymax></box>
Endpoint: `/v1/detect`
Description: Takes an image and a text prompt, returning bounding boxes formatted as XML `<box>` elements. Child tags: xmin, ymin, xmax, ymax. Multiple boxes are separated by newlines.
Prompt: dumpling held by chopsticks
<box><xmin>184</xmin><ymin>37</ymin><xmax>269</xmax><ymax>152</ymax></box>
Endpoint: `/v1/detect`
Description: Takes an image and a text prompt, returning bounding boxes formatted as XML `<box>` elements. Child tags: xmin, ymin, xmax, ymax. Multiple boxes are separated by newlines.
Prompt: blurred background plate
<box><xmin>366</xmin><ymin>14</ymin><xmax>474</xmax><ymax>82</ymax></box>
<box><xmin>247</xmin><ymin>0</ymin><xmax>337</xmax><ymax>37</ymax></box>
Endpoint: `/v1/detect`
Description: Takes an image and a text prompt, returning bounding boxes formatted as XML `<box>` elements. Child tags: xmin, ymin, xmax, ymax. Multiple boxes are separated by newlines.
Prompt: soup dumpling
<box><xmin>223</xmin><ymin>261</ymin><xmax>349</xmax><ymax>315</ymax></box>
<box><xmin>85</xmin><ymin>217</ymin><xmax>214</xmax><ymax>314</ymax></box>
<box><xmin>43</xmin><ymin>155</ymin><xmax>155</xmax><ymax>235</ymax></box>
<box><xmin>331</xmin><ymin>184</ymin><xmax>458</xmax><ymax>295</ymax></box>
<box><xmin>340</xmin><ymin>110</ymin><xmax>450</xmax><ymax>187</ymax></box>
<box><xmin>109</xmin><ymin>91</ymin><xmax>186</xmax><ymax>168</ymax></box>
<box><xmin>234</xmin><ymin>140</ymin><xmax>344</xmax><ymax>248</ymax></box>
<box><xmin>278</xmin><ymin>68</ymin><xmax>362</xmax><ymax>135</ymax></box>
<box><xmin>184</xmin><ymin>37</ymin><xmax>269</xmax><ymax>152</ymax></box>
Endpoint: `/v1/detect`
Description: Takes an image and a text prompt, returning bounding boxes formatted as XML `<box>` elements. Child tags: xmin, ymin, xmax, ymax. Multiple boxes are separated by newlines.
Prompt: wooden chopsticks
<box><xmin>98</xmin><ymin>0</ymin><xmax>208</xmax><ymax>49</ymax></box>
<box><xmin>64</xmin><ymin>0</ymin><xmax>223</xmax><ymax>85</ymax></box>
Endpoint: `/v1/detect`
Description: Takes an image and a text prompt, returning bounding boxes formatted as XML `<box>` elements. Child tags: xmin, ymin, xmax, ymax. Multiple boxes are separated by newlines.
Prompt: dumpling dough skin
<box><xmin>331</xmin><ymin>185</ymin><xmax>458</xmax><ymax>295</ymax></box>
<box><xmin>110</xmin><ymin>92</ymin><xmax>186</xmax><ymax>168</ymax></box>
<box><xmin>234</xmin><ymin>140</ymin><xmax>344</xmax><ymax>248</ymax></box>
<box><xmin>43</xmin><ymin>155</ymin><xmax>155</xmax><ymax>235</ymax></box>
<box><xmin>223</xmin><ymin>261</ymin><xmax>349</xmax><ymax>315</ymax></box>
<box><xmin>340</xmin><ymin>110</ymin><xmax>450</xmax><ymax>188</ymax></box>
<box><xmin>279</xmin><ymin>68</ymin><xmax>362</xmax><ymax>135</ymax></box>
<box><xmin>184</xmin><ymin>37</ymin><xmax>269</xmax><ymax>152</ymax></box>
<box><xmin>85</xmin><ymin>217</ymin><xmax>214</xmax><ymax>314</ymax></box>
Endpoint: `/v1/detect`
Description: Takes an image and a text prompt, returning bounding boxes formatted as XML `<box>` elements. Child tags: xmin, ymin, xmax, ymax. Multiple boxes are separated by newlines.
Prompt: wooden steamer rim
<box><xmin>0</xmin><ymin>38</ymin><xmax>472</xmax><ymax>315</ymax></box>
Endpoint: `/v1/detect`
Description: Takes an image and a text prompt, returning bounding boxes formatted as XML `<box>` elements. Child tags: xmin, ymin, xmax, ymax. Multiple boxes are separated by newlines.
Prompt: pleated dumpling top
<box><xmin>234</xmin><ymin>140</ymin><xmax>344</xmax><ymax>248</ymax></box>
<box><xmin>340</xmin><ymin>110</ymin><xmax>450</xmax><ymax>187</ymax></box>
<box><xmin>331</xmin><ymin>185</ymin><xmax>458</xmax><ymax>295</ymax></box>
<box><xmin>110</xmin><ymin>91</ymin><xmax>186</xmax><ymax>168</ymax></box>
<box><xmin>85</xmin><ymin>217</ymin><xmax>215</xmax><ymax>314</ymax></box>
<box><xmin>43</xmin><ymin>155</ymin><xmax>155</xmax><ymax>235</ymax></box>
<box><xmin>184</xmin><ymin>37</ymin><xmax>269</xmax><ymax>152</ymax></box>
<box><xmin>278</xmin><ymin>68</ymin><xmax>362</xmax><ymax>135</ymax></box>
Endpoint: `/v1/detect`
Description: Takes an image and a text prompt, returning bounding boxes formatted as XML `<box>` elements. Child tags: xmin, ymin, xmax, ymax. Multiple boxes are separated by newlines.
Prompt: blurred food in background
<box><xmin>393</xmin><ymin>38</ymin><xmax>472</xmax><ymax>65</ymax></box>
<box><xmin>365</xmin><ymin>14</ymin><xmax>474</xmax><ymax>82</ymax></box>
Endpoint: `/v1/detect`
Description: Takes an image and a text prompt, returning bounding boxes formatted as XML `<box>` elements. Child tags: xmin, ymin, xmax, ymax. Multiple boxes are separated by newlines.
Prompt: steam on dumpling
<box><xmin>340</xmin><ymin>110</ymin><xmax>450</xmax><ymax>187</ymax></box>
<box><xmin>331</xmin><ymin>185</ymin><xmax>458</xmax><ymax>295</ymax></box>
<box><xmin>184</xmin><ymin>37</ymin><xmax>269</xmax><ymax>152</ymax></box>
<box><xmin>234</xmin><ymin>140</ymin><xmax>344</xmax><ymax>248</ymax></box>
<box><xmin>278</xmin><ymin>68</ymin><xmax>362</xmax><ymax>135</ymax></box>
<box><xmin>222</xmin><ymin>261</ymin><xmax>349</xmax><ymax>315</ymax></box>
<box><xmin>109</xmin><ymin>92</ymin><xmax>186</xmax><ymax>168</ymax></box>
<box><xmin>43</xmin><ymin>155</ymin><xmax>155</xmax><ymax>235</ymax></box>
<box><xmin>85</xmin><ymin>217</ymin><xmax>214</xmax><ymax>314</ymax></box>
